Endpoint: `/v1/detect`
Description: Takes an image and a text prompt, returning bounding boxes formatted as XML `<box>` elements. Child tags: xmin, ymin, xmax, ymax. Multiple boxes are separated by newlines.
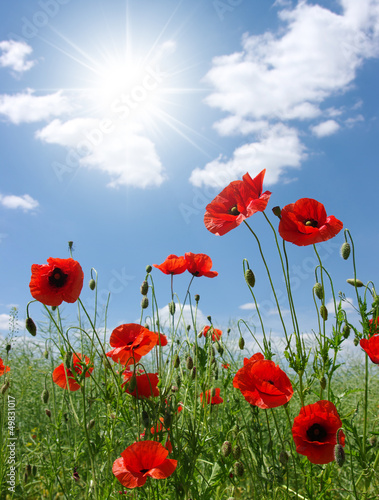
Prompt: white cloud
<box><xmin>36</xmin><ymin>118</ymin><xmax>166</xmax><ymax>189</ymax></box>
<box><xmin>0</xmin><ymin>89</ymin><xmax>71</xmax><ymax>124</ymax></box>
<box><xmin>157</xmin><ymin>303</ymin><xmax>208</xmax><ymax>330</ymax></box>
<box><xmin>190</xmin><ymin>123</ymin><xmax>305</xmax><ymax>188</ymax></box>
<box><xmin>0</xmin><ymin>40</ymin><xmax>35</xmax><ymax>74</ymax></box>
<box><xmin>239</xmin><ymin>303</ymin><xmax>257</xmax><ymax>311</ymax></box>
<box><xmin>0</xmin><ymin>193</ymin><xmax>39</xmax><ymax>212</ymax></box>
<box><xmin>0</xmin><ymin>313</ymin><xmax>23</xmax><ymax>333</ymax></box>
<box><xmin>311</xmin><ymin>119</ymin><xmax>340</xmax><ymax>137</ymax></box>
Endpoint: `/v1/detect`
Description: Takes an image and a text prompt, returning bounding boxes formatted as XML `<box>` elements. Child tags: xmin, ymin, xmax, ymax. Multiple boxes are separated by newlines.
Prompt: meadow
<box><xmin>1</xmin><ymin>170</ymin><xmax>378</xmax><ymax>500</ymax></box>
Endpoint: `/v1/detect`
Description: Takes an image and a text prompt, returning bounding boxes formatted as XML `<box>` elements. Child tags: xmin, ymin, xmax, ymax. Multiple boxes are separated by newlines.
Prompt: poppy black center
<box><xmin>140</xmin><ymin>468</ymin><xmax>149</xmax><ymax>474</ymax></box>
<box><xmin>229</xmin><ymin>205</ymin><xmax>240</xmax><ymax>216</ymax></box>
<box><xmin>304</xmin><ymin>219</ymin><xmax>318</xmax><ymax>228</ymax></box>
<box><xmin>267</xmin><ymin>380</ymin><xmax>275</xmax><ymax>385</ymax></box>
<box><xmin>306</xmin><ymin>423</ymin><xmax>327</xmax><ymax>442</ymax></box>
<box><xmin>48</xmin><ymin>267</ymin><xmax>68</xmax><ymax>288</ymax></box>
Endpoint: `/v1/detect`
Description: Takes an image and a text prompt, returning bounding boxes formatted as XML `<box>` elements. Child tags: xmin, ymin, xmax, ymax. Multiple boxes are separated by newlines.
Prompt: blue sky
<box><xmin>0</xmin><ymin>0</ymin><xmax>378</xmax><ymax>351</ymax></box>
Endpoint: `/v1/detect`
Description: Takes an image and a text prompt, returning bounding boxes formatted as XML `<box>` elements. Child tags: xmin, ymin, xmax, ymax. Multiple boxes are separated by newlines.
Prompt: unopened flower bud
<box><xmin>6</xmin><ymin>344</ymin><xmax>11</xmax><ymax>353</ymax></box>
<box><xmin>272</xmin><ymin>206</ymin><xmax>282</xmax><ymax>218</ymax></box>
<box><xmin>207</xmin><ymin>315</ymin><xmax>212</xmax><ymax>323</ymax></box>
<box><xmin>238</xmin><ymin>337</ymin><xmax>245</xmax><ymax>350</ymax></box>
<box><xmin>87</xmin><ymin>419</ymin><xmax>95</xmax><ymax>430</ymax></box>
<box><xmin>216</xmin><ymin>343</ymin><xmax>224</xmax><ymax>355</ymax></box>
<box><xmin>1</xmin><ymin>381</ymin><xmax>10</xmax><ymax>394</ymax></box>
<box><xmin>140</xmin><ymin>280</ymin><xmax>149</xmax><ymax>295</ymax></box>
<box><xmin>234</xmin><ymin>461</ymin><xmax>244</xmax><ymax>477</ymax></box>
<box><xmin>68</xmin><ymin>241</ymin><xmax>73</xmax><ymax>250</ymax></box>
<box><xmin>26</xmin><ymin>317</ymin><xmax>37</xmax><ymax>336</ymax></box>
<box><xmin>174</xmin><ymin>354</ymin><xmax>180</xmax><ymax>368</ymax></box>
<box><xmin>198</xmin><ymin>331</ymin><xmax>203</xmax><ymax>338</ymax></box>
<box><xmin>320</xmin><ymin>376</ymin><xmax>326</xmax><ymax>390</ymax></box>
<box><xmin>43</xmin><ymin>349</ymin><xmax>49</xmax><ymax>359</ymax></box>
<box><xmin>244</xmin><ymin>269</ymin><xmax>256</xmax><ymax>288</ymax></box>
<box><xmin>186</xmin><ymin>356</ymin><xmax>194</xmax><ymax>370</ymax></box>
<box><xmin>51</xmin><ymin>306</ymin><xmax>57</xmax><ymax>311</ymax></box>
<box><xmin>146</xmin><ymin>265</ymin><xmax>152</xmax><ymax>273</ymax></box>
<box><xmin>279</xmin><ymin>450</ymin><xmax>289</xmax><ymax>466</ymax></box>
<box><xmin>221</xmin><ymin>441</ymin><xmax>232</xmax><ymax>457</ymax></box>
<box><xmin>342</xmin><ymin>324</ymin><xmax>351</xmax><ymax>339</ymax></box>
<box><xmin>45</xmin><ymin>409</ymin><xmax>51</xmax><ymax>418</ymax></box>
<box><xmin>41</xmin><ymin>389</ymin><xmax>49</xmax><ymax>404</ymax></box>
<box><xmin>171</xmin><ymin>385</ymin><xmax>179</xmax><ymax>393</ymax></box>
<box><xmin>141</xmin><ymin>297</ymin><xmax>149</xmax><ymax>309</ymax></box>
<box><xmin>353</xmin><ymin>337</ymin><xmax>359</xmax><ymax>346</ymax></box>
<box><xmin>232</xmin><ymin>444</ymin><xmax>242</xmax><ymax>460</ymax></box>
<box><xmin>169</xmin><ymin>301</ymin><xmax>176</xmax><ymax>315</ymax></box>
<box><xmin>176</xmin><ymin>375</ymin><xmax>181</xmax><ymax>388</ymax></box>
<box><xmin>142</xmin><ymin>410</ymin><xmax>150</xmax><ymax>428</ymax></box>
<box><xmin>320</xmin><ymin>305</ymin><xmax>328</xmax><ymax>321</ymax></box>
<box><xmin>89</xmin><ymin>279</ymin><xmax>96</xmax><ymax>290</ymax></box>
<box><xmin>347</xmin><ymin>278</ymin><xmax>364</xmax><ymax>288</ymax></box>
<box><xmin>334</xmin><ymin>444</ymin><xmax>345</xmax><ymax>467</ymax></box>
<box><xmin>194</xmin><ymin>294</ymin><xmax>200</xmax><ymax>302</ymax></box>
<box><xmin>313</xmin><ymin>283</ymin><xmax>324</xmax><ymax>300</ymax></box>
<box><xmin>64</xmin><ymin>352</ymin><xmax>73</xmax><ymax>370</ymax></box>
<box><xmin>369</xmin><ymin>435</ymin><xmax>377</xmax><ymax>447</ymax></box>
<box><xmin>340</xmin><ymin>242</ymin><xmax>351</xmax><ymax>260</ymax></box>
<box><xmin>191</xmin><ymin>367</ymin><xmax>196</xmax><ymax>380</ymax></box>
<box><xmin>127</xmin><ymin>373</ymin><xmax>137</xmax><ymax>393</ymax></box>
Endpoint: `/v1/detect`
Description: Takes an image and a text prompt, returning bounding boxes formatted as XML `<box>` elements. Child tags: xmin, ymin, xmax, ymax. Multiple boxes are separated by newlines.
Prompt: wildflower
<box><xmin>278</xmin><ymin>199</ymin><xmax>343</xmax><ymax>246</ymax></box>
<box><xmin>0</xmin><ymin>358</ymin><xmax>10</xmax><ymax>377</ymax></box>
<box><xmin>233</xmin><ymin>353</ymin><xmax>293</xmax><ymax>409</ymax></box>
<box><xmin>122</xmin><ymin>370</ymin><xmax>160</xmax><ymax>399</ymax></box>
<box><xmin>52</xmin><ymin>353</ymin><xmax>93</xmax><ymax>391</ymax></box>
<box><xmin>204</xmin><ymin>169</ymin><xmax>271</xmax><ymax>236</ymax></box>
<box><xmin>200</xmin><ymin>388</ymin><xmax>223</xmax><ymax>405</ymax></box>
<box><xmin>360</xmin><ymin>335</ymin><xmax>379</xmax><ymax>364</ymax></box>
<box><xmin>184</xmin><ymin>253</ymin><xmax>218</xmax><ymax>278</ymax></box>
<box><xmin>106</xmin><ymin>324</ymin><xmax>167</xmax><ymax>366</ymax></box>
<box><xmin>153</xmin><ymin>254</ymin><xmax>187</xmax><ymax>275</ymax></box>
<box><xmin>29</xmin><ymin>257</ymin><xmax>84</xmax><ymax>306</ymax></box>
<box><xmin>202</xmin><ymin>325</ymin><xmax>222</xmax><ymax>341</ymax></box>
<box><xmin>112</xmin><ymin>440</ymin><xmax>177</xmax><ymax>488</ymax></box>
<box><xmin>292</xmin><ymin>400</ymin><xmax>345</xmax><ymax>464</ymax></box>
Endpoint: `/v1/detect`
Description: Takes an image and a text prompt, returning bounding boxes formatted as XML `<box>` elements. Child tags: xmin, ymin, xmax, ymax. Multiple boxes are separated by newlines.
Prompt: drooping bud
<box><xmin>232</xmin><ymin>444</ymin><xmax>242</xmax><ymax>460</ymax></box>
<box><xmin>279</xmin><ymin>450</ymin><xmax>289</xmax><ymax>466</ymax></box>
<box><xmin>207</xmin><ymin>315</ymin><xmax>212</xmax><ymax>323</ymax></box>
<box><xmin>127</xmin><ymin>372</ymin><xmax>137</xmax><ymax>393</ymax></box>
<box><xmin>194</xmin><ymin>294</ymin><xmax>200</xmax><ymax>302</ymax></box>
<box><xmin>216</xmin><ymin>343</ymin><xmax>224</xmax><ymax>356</ymax></box>
<box><xmin>6</xmin><ymin>344</ymin><xmax>11</xmax><ymax>353</ymax></box>
<box><xmin>89</xmin><ymin>279</ymin><xmax>96</xmax><ymax>290</ymax></box>
<box><xmin>238</xmin><ymin>337</ymin><xmax>245</xmax><ymax>350</ymax></box>
<box><xmin>347</xmin><ymin>278</ymin><xmax>364</xmax><ymax>288</ymax></box>
<box><xmin>186</xmin><ymin>356</ymin><xmax>194</xmax><ymax>370</ymax></box>
<box><xmin>141</xmin><ymin>297</ymin><xmax>149</xmax><ymax>309</ymax></box>
<box><xmin>342</xmin><ymin>324</ymin><xmax>351</xmax><ymax>339</ymax></box>
<box><xmin>197</xmin><ymin>331</ymin><xmax>203</xmax><ymax>338</ymax></box>
<box><xmin>146</xmin><ymin>265</ymin><xmax>152</xmax><ymax>273</ymax></box>
<box><xmin>340</xmin><ymin>242</ymin><xmax>351</xmax><ymax>260</ymax></box>
<box><xmin>244</xmin><ymin>269</ymin><xmax>256</xmax><ymax>288</ymax></box>
<box><xmin>313</xmin><ymin>283</ymin><xmax>324</xmax><ymax>300</ymax></box>
<box><xmin>221</xmin><ymin>441</ymin><xmax>232</xmax><ymax>457</ymax></box>
<box><xmin>169</xmin><ymin>301</ymin><xmax>176</xmax><ymax>315</ymax></box>
<box><xmin>176</xmin><ymin>375</ymin><xmax>181</xmax><ymax>388</ymax></box>
<box><xmin>41</xmin><ymin>389</ymin><xmax>49</xmax><ymax>404</ymax></box>
<box><xmin>233</xmin><ymin>461</ymin><xmax>244</xmax><ymax>477</ymax></box>
<box><xmin>174</xmin><ymin>353</ymin><xmax>180</xmax><ymax>368</ymax></box>
<box><xmin>272</xmin><ymin>206</ymin><xmax>281</xmax><ymax>218</ymax></box>
<box><xmin>87</xmin><ymin>419</ymin><xmax>95</xmax><ymax>430</ymax></box>
<box><xmin>320</xmin><ymin>377</ymin><xmax>326</xmax><ymax>390</ymax></box>
<box><xmin>1</xmin><ymin>381</ymin><xmax>10</xmax><ymax>394</ymax></box>
<box><xmin>353</xmin><ymin>337</ymin><xmax>359</xmax><ymax>346</ymax></box>
<box><xmin>334</xmin><ymin>444</ymin><xmax>345</xmax><ymax>467</ymax></box>
<box><xmin>140</xmin><ymin>281</ymin><xmax>149</xmax><ymax>295</ymax></box>
<box><xmin>45</xmin><ymin>409</ymin><xmax>51</xmax><ymax>418</ymax></box>
<box><xmin>320</xmin><ymin>305</ymin><xmax>328</xmax><ymax>321</ymax></box>
<box><xmin>43</xmin><ymin>349</ymin><xmax>49</xmax><ymax>359</ymax></box>
<box><xmin>191</xmin><ymin>367</ymin><xmax>196</xmax><ymax>380</ymax></box>
<box><xmin>25</xmin><ymin>317</ymin><xmax>37</xmax><ymax>336</ymax></box>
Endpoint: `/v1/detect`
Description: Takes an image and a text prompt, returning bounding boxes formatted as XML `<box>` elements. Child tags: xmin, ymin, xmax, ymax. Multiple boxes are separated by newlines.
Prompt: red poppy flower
<box><xmin>222</xmin><ymin>363</ymin><xmax>230</xmax><ymax>370</ymax></box>
<box><xmin>278</xmin><ymin>198</ymin><xmax>343</xmax><ymax>246</ymax></box>
<box><xmin>368</xmin><ymin>317</ymin><xmax>379</xmax><ymax>336</ymax></box>
<box><xmin>292</xmin><ymin>400</ymin><xmax>345</xmax><ymax>464</ymax></box>
<box><xmin>360</xmin><ymin>335</ymin><xmax>379</xmax><ymax>364</ymax></box>
<box><xmin>202</xmin><ymin>325</ymin><xmax>222</xmax><ymax>341</ymax></box>
<box><xmin>122</xmin><ymin>370</ymin><xmax>160</xmax><ymax>399</ymax></box>
<box><xmin>233</xmin><ymin>355</ymin><xmax>293</xmax><ymax>409</ymax></box>
<box><xmin>204</xmin><ymin>170</ymin><xmax>271</xmax><ymax>236</ymax></box>
<box><xmin>200</xmin><ymin>388</ymin><xmax>223</xmax><ymax>405</ymax></box>
<box><xmin>106</xmin><ymin>324</ymin><xmax>163</xmax><ymax>366</ymax></box>
<box><xmin>52</xmin><ymin>353</ymin><xmax>93</xmax><ymax>391</ymax></box>
<box><xmin>0</xmin><ymin>358</ymin><xmax>10</xmax><ymax>376</ymax></box>
<box><xmin>243</xmin><ymin>352</ymin><xmax>264</xmax><ymax>366</ymax></box>
<box><xmin>29</xmin><ymin>257</ymin><xmax>84</xmax><ymax>307</ymax></box>
<box><xmin>184</xmin><ymin>253</ymin><xmax>218</xmax><ymax>278</ymax></box>
<box><xmin>153</xmin><ymin>255</ymin><xmax>187</xmax><ymax>275</ymax></box>
<box><xmin>112</xmin><ymin>440</ymin><xmax>177</xmax><ymax>489</ymax></box>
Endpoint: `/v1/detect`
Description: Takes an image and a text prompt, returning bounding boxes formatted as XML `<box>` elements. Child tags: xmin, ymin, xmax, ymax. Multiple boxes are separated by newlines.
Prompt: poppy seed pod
<box><xmin>25</xmin><ymin>317</ymin><xmax>37</xmax><ymax>336</ymax></box>
<box><xmin>238</xmin><ymin>337</ymin><xmax>245</xmax><ymax>350</ymax></box>
<box><xmin>334</xmin><ymin>443</ymin><xmax>345</xmax><ymax>467</ymax></box>
<box><xmin>141</xmin><ymin>297</ymin><xmax>149</xmax><ymax>309</ymax></box>
<box><xmin>221</xmin><ymin>441</ymin><xmax>232</xmax><ymax>457</ymax></box>
<box><xmin>89</xmin><ymin>279</ymin><xmax>96</xmax><ymax>290</ymax></box>
<box><xmin>41</xmin><ymin>389</ymin><xmax>49</xmax><ymax>404</ymax></box>
<box><xmin>145</xmin><ymin>265</ymin><xmax>152</xmax><ymax>273</ymax></box>
<box><xmin>340</xmin><ymin>242</ymin><xmax>351</xmax><ymax>260</ymax></box>
<box><xmin>347</xmin><ymin>278</ymin><xmax>364</xmax><ymax>288</ymax></box>
<box><xmin>234</xmin><ymin>461</ymin><xmax>244</xmax><ymax>477</ymax></box>
<box><xmin>320</xmin><ymin>305</ymin><xmax>328</xmax><ymax>321</ymax></box>
<box><xmin>313</xmin><ymin>283</ymin><xmax>324</xmax><ymax>300</ymax></box>
<box><xmin>244</xmin><ymin>269</ymin><xmax>256</xmax><ymax>288</ymax></box>
<box><xmin>140</xmin><ymin>281</ymin><xmax>149</xmax><ymax>295</ymax></box>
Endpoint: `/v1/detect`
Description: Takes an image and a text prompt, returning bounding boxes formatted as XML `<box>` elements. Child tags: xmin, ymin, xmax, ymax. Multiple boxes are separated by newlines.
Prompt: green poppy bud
<box><xmin>51</xmin><ymin>306</ymin><xmax>57</xmax><ymax>311</ymax></box>
<box><xmin>244</xmin><ymin>269</ymin><xmax>256</xmax><ymax>288</ymax></box>
<box><xmin>186</xmin><ymin>356</ymin><xmax>194</xmax><ymax>370</ymax></box>
<box><xmin>221</xmin><ymin>441</ymin><xmax>232</xmax><ymax>457</ymax></box>
<box><xmin>176</xmin><ymin>374</ymin><xmax>181</xmax><ymax>388</ymax></box>
<box><xmin>25</xmin><ymin>317</ymin><xmax>37</xmax><ymax>336</ymax></box>
<box><xmin>89</xmin><ymin>279</ymin><xmax>96</xmax><ymax>290</ymax></box>
<box><xmin>347</xmin><ymin>278</ymin><xmax>364</xmax><ymax>288</ymax></box>
<box><xmin>43</xmin><ymin>349</ymin><xmax>49</xmax><ymax>359</ymax></box>
<box><xmin>207</xmin><ymin>315</ymin><xmax>212</xmax><ymax>323</ymax></box>
<box><xmin>369</xmin><ymin>436</ymin><xmax>377</xmax><ymax>447</ymax></box>
<box><xmin>232</xmin><ymin>444</ymin><xmax>242</xmax><ymax>460</ymax></box>
<box><xmin>1</xmin><ymin>381</ymin><xmax>10</xmax><ymax>394</ymax></box>
<box><xmin>353</xmin><ymin>337</ymin><xmax>359</xmax><ymax>346</ymax></box>
<box><xmin>320</xmin><ymin>305</ymin><xmax>328</xmax><ymax>321</ymax></box>
<box><xmin>342</xmin><ymin>324</ymin><xmax>351</xmax><ymax>339</ymax></box>
<box><xmin>334</xmin><ymin>444</ymin><xmax>345</xmax><ymax>467</ymax></box>
<box><xmin>64</xmin><ymin>351</ymin><xmax>73</xmax><ymax>370</ymax></box>
<box><xmin>216</xmin><ymin>343</ymin><xmax>224</xmax><ymax>355</ymax></box>
<box><xmin>191</xmin><ymin>367</ymin><xmax>196</xmax><ymax>380</ymax></box>
<box><xmin>169</xmin><ymin>301</ymin><xmax>176</xmax><ymax>315</ymax></box>
<box><xmin>41</xmin><ymin>389</ymin><xmax>49</xmax><ymax>404</ymax></box>
<box><xmin>340</xmin><ymin>242</ymin><xmax>351</xmax><ymax>260</ymax></box>
<box><xmin>313</xmin><ymin>283</ymin><xmax>324</xmax><ymax>300</ymax></box>
<box><xmin>6</xmin><ymin>344</ymin><xmax>11</xmax><ymax>353</ymax></box>
<box><xmin>234</xmin><ymin>461</ymin><xmax>244</xmax><ymax>477</ymax></box>
<box><xmin>87</xmin><ymin>419</ymin><xmax>95</xmax><ymax>430</ymax></box>
<box><xmin>272</xmin><ymin>206</ymin><xmax>282</xmax><ymax>218</ymax></box>
<box><xmin>141</xmin><ymin>297</ymin><xmax>149</xmax><ymax>309</ymax></box>
<box><xmin>146</xmin><ymin>265</ymin><xmax>152</xmax><ymax>273</ymax></box>
<box><xmin>174</xmin><ymin>353</ymin><xmax>180</xmax><ymax>368</ymax></box>
<box><xmin>238</xmin><ymin>337</ymin><xmax>245</xmax><ymax>350</ymax></box>
<box><xmin>127</xmin><ymin>373</ymin><xmax>137</xmax><ymax>393</ymax></box>
<box><xmin>320</xmin><ymin>376</ymin><xmax>326</xmax><ymax>390</ymax></box>
<box><xmin>195</xmin><ymin>294</ymin><xmax>200</xmax><ymax>302</ymax></box>
<box><xmin>140</xmin><ymin>280</ymin><xmax>149</xmax><ymax>295</ymax></box>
